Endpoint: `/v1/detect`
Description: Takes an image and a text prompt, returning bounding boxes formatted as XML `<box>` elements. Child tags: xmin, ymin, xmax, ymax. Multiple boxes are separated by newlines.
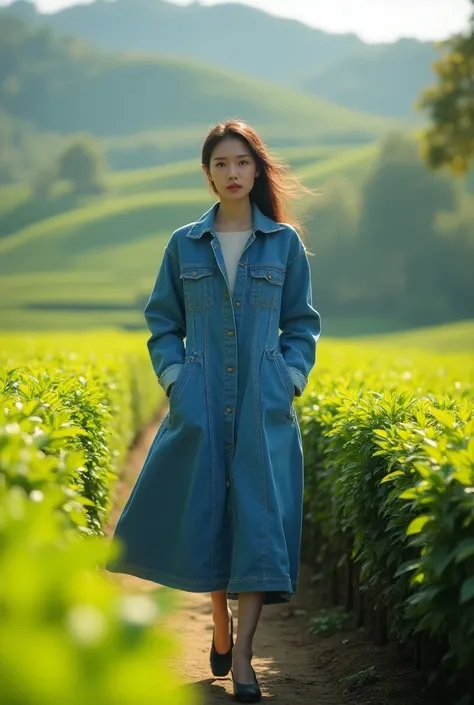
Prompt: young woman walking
<box><xmin>107</xmin><ymin>120</ymin><xmax>321</xmax><ymax>702</ymax></box>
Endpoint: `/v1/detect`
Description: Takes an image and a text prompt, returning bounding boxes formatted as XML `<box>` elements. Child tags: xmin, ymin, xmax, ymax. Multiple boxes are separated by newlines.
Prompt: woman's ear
<box><xmin>203</xmin><ymin>164</ymin><xmax>214</xmax><ymax>186</ymax></box>
<box><xmin>203</xmin><ymin>163</ymin><xmax>216</xmax><ymax>193</ymax></box>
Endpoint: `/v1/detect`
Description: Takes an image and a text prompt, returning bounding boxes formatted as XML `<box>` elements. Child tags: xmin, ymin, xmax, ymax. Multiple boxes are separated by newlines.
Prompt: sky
<box><xmin>1</xmin><ymin>0</ymin><xmax>472</xmax><ymax>43</ymax></box>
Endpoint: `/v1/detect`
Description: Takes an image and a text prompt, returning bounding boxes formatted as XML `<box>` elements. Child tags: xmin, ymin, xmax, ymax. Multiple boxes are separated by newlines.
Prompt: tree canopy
<box><xmin>419</xmin><ymin>0</ymin><xmax>474</xmax><ymax>174</ymax></box>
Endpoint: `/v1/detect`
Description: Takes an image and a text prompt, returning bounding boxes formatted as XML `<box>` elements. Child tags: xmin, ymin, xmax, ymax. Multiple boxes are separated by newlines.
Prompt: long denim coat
<box><xmin>107</xmin><ymin>202</ymin><xmax>321</xmax><ymax>604</ymax></box>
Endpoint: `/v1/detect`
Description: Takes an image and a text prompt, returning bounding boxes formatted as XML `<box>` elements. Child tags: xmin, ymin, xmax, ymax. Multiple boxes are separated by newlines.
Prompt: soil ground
<box><xmin>104</xmin><ymin>410</ymin><xmax>426</xmax><ymax>705</ymax></box>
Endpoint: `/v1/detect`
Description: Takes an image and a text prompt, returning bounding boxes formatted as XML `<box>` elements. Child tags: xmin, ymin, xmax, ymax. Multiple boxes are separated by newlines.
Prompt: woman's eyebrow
<box><xmin>212</xmin><ymin>154</ymin><xmax>251</xmax><ymax>161</ymax></box>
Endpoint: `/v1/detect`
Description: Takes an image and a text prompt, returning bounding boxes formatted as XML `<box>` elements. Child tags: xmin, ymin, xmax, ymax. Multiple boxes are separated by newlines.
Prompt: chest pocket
<box><xmin>249</xmin><ymin>266</ymin><xmax>285</xmax><ymax>309</ymax></box>
<box><xmin>180</xmin><ymin>265</ymin><xmax>215</xmax><ymax>311</ymax></box>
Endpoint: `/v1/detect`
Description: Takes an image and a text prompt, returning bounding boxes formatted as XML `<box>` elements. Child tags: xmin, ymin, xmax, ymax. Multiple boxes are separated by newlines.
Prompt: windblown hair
<box><xmin>201</xmin><ymin>120</ymin><xmax>307</xmax><ymax>235</ymax></box>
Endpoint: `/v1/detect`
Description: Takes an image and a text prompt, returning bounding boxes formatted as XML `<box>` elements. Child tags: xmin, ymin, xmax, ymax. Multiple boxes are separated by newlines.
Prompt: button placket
<box><xmin>211</xmin><ymin>236</ymin><xmax>238</xmax><ymax>485</ymax></box>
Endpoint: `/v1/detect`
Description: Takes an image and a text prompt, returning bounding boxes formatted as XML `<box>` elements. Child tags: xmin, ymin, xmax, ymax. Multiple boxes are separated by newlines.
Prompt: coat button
<box><xmin>226</xmin><ymin>443</ymin><xmax>233</xmax><ymax>451</ymax></box>
<box><xmin>226</xmin><ymin>330</ymin><xmax>235</xmax><ymax>337</ymax></box>
<box><xmin>226</xmin><ymin>367</ymin><xmax>235</xmax><ymax>373</ymax></box>
<box><xmin>192</xmin><ymin>271</ymin><xmax>197</xmax><ymax>277</ymax></box>
<box><xmin>226</xmin><ymin>407</ymin><xmax>233</xmax><ymax>413</ymax></box>
<box><xmin>235</xmin><ymin>301</ymin><xmax>241</xmax><ymax>307</ymax></box>
<box><xmin>268</xmin><ymin>273</ymin><xmax>272</xmax><ymax>279</ymax></box>
<box><xmin>226</xmin><ymin>480</ymin><xmax>231</xmax><ymax>488</ymax></box>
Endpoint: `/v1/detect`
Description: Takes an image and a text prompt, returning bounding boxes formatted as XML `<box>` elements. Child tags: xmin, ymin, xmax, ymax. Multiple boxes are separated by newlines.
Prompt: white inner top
<box><xmin>215</xmin><ymin>230</ymin><xmax>252</xmax><ymax>293</ymax></box>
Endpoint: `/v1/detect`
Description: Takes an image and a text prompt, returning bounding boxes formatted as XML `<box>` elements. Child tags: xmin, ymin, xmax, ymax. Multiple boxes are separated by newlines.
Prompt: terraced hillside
<box><xmin>1</xmin><ymin>138</ymin><xmax>471</xmax><ymax>334</ymax></box>
<box><xmin>0</xmin><ymin>143</ymin><xmax>380</xmax><ymax>331</ymax></box>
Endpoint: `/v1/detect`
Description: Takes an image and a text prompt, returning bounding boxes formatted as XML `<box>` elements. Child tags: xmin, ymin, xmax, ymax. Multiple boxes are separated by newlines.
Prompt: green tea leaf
<box><xmin>455</xmin><ymin>539</ymin><xmax>474</xmax><ymax>564</ymax></box>
<box><xmin>407</xmin><ymin>515</ymin><xmax>432</xmax><ymax>536</ymax></box>
<box><xmin>460</xmin><ymin>577</ymin><xmax>474</xmax><ymax>604</ymax></box>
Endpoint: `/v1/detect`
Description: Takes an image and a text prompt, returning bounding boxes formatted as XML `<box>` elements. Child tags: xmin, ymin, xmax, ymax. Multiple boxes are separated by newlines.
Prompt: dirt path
<box><xmin>105</xmin><ymin>411</ymin><xmax>423</xmax><ymax>705</ymax></box>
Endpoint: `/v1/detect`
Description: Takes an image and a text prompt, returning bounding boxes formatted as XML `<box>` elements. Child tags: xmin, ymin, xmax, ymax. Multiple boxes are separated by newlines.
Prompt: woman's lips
<box><xmin>227</xmin><ymin>184</ymin><xmax>242</xmax><ymax>191</ymax></box>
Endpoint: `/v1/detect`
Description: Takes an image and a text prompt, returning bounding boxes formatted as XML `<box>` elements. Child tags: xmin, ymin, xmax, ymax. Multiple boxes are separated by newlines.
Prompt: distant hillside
<box><xmin>303</xmin><ymin>39</ymin><xmax>439</xmax><ymax>119</ymax></box>
<box><xmin>2</xmin><ymin>0</ymin><xmax>365</xmax><ymax>84</ymax></box>
<box><xmin>1</xmin><ymin>0</ymin><xmax>439</xmax><ymax>120</ymax></box>
<box><xmin>0</xmin><ymin>15</ymin><xmax>397</xmax><ymax>142</ymax></box>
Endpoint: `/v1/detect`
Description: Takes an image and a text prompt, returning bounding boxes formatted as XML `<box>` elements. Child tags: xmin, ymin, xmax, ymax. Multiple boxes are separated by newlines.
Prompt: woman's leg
<box><xmin>211</xmin><ymin>590</ymin><xmax>233</xmax><ymax>653</ymax></box>
<box><xmin>232</xmin><ymin>592</ymin><xmax>264</xmax><ymax>683</ymax></box>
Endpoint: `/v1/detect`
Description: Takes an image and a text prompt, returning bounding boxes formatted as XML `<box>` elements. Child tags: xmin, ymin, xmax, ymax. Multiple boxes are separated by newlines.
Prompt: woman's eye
<box><xmin>239</xmin><ymin>160</ymin><xmax>249</xmax><ymax>166</ymax></box>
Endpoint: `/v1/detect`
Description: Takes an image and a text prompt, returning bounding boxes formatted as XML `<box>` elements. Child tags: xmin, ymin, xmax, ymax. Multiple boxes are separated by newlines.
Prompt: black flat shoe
<box><xmin>210</xmin><ymin>615</ymin><xmax>234</xmax><ymax>677</ymax></box>
<box><xmin>231</xmin><ymin>666</ymin><xmax>262</xmax><ymax>703</ymax></box>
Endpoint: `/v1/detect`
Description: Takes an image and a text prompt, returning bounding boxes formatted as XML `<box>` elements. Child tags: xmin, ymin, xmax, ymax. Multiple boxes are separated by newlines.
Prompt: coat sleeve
<box><xmin>279</xmin><ymin>234</ymin><xmax>321</xmax><ymax>397</ymax></box>
<box><xmin>144</xmin><ymin>243</ymin><xmax>186</xmax><ymax>395</ymax></box>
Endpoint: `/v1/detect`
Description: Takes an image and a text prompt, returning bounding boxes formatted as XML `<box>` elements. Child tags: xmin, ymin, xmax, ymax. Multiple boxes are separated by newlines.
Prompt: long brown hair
<box><xmin>201</xmin><ymin>120</ymin><xmax>307</xmax><ymax>236</ymax></box>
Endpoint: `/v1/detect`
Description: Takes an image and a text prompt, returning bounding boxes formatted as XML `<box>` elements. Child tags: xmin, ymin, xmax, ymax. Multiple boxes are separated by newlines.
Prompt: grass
<box><xmin>0</xmin><ymin>183</ymin><xmax>30</xmax><ymax>216</ymax></box>
<box><xmin>358</xmin><ymin>320</ymin><xmax>474</xmax><ymax>353</ymax></box>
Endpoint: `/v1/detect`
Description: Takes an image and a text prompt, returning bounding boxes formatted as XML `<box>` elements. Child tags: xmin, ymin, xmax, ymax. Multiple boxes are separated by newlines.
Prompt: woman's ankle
<box><xmin>213</xmin><ymin>608</ymin><xmax>232</xmax><ymax>624</ymax></box>
<box><xmin>232</xmin><ymin>643</ymin><xmax>253</xmax><ymax>661</ymax></box>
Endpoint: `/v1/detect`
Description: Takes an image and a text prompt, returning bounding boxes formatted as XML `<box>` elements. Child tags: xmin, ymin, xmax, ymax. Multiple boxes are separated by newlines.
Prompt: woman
<box><xmin>107</xmin><ymin>120</ymin><xmax>321</xmax><ymax>703</ymax></box>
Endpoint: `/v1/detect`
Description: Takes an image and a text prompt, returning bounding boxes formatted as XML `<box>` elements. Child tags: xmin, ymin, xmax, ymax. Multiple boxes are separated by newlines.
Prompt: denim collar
<box><xmin>186</xmin><ymin>202</ymin><xmax>285</xmax><ymax>239</ymax></box>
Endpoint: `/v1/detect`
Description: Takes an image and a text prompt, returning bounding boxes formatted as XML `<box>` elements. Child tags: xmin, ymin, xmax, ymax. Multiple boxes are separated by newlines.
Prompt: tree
<box><xmin>304</xmin><ymin>179</ymin><xmax>360</xmax><ymax>315</ymax></box>
<box><xmin>419</xmin><ymin>0</ymin><xmax>474</xmax><ymax>174</ymax></box>
<box><xmin>31</xmin><ymin>167</ymin><xmax>56</xmax><ymax>198</ymax></box>
<box><xmin>57</xmin><ymin>138</ymin><xmax>105</xmax><ymax>194</ymax></box>
<box><xmin>357</xmin><ymin>132</ymin><xmax>457</xmax><ymax>320</ymax></box>
<box><xmin>434</xmin><ymin>195</ymin><xmax>474</xmax><ymax>318</ymax></box>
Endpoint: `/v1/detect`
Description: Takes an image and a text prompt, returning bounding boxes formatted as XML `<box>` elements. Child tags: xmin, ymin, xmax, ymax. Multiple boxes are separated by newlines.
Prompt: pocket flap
<box><xmin>180</xmin><ymin>266</ymin><xmax>215</xmax><ymax>280</ymax></box>
<box><xmin>249</xmin><ymin>266</ymin><xmax>284</xmax><ymax>285</ymax></box>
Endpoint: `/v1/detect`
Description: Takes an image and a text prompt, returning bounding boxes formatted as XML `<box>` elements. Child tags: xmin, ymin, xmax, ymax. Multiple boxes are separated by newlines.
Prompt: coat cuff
<box><xmin>159</xmin><ymin>363</ymin><xmax>183</xmax><ymax>395</ymax></box>
<box><xmin>287</xmin><ymin>366</ymin><xmax>307</xmax><ymax>397</ymax></box>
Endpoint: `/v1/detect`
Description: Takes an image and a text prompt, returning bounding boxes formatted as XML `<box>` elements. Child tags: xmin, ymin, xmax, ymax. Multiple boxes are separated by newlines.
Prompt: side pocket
<box><xmin>274</xmin><ymin>351</ymin><xmax>295</xmax><ymax>405</ymax></box>
<box><xmin>169</xmin><ymin>360</ymin><xmax>192</xmax><ymax>406</ymax></box>
<box><xmin>168</xmin><ymin>356</ymin><xmax>197</xmax><ymax>425</ymax></box>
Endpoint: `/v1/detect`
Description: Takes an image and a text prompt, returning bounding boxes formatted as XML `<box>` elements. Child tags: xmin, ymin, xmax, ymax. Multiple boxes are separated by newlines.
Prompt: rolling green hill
<box><xmin>1</xmin><ymin>137</ymin><xmax>471</xmax><ymax>335</ymax></box>
<box><xmin>303</xmin><ymin>39</ymin><xmax>438</xmax><ymax>120</ymax></box>
<box><xmin>1</xmin><ymin>0</ymin><xmax>440</xmax><ymax>121</ymax></box>
<box><xmin>0</xmin><ymin>13</ymin><xmax>409</xmax><ymax>183</ymax></box>
<box><xmin>106</xmin><ymin>145</ymin><xmax>347</xmax><ymax>194</ymax></box>
<box><xmin>2</xmin><ymin>0</ymin><xmax>365</xmax><ymax>86</ymax></box>
<box><xmin>0</xmin><ymin>187</ymin><xmax>212</xmax><ymax>330</ymax></box>
<box><xmin>0</xmin><ymin>142</ymin><xmax>373</xmax><ymax>332</ymax></box>
<box><xmin>296</xmin><ymin>143</ymin><xmax>380</xmax><ymax>188</ymax></box>
<box><xmin>0</xmin><ymin>144</ymin><xmax>349</xmax><ymax>239</ymax></box>
<box><xmin>1</xmin><ymin>14</ymin><xmax>399</xmax><ymax>141</ymax></box>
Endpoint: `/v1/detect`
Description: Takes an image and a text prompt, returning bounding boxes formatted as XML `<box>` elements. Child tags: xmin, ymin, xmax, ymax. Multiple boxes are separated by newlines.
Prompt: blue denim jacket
<box><xmin>108</xmin><ymin>202</ymin><xmax>321</xmax><ymax>605</ymax></box>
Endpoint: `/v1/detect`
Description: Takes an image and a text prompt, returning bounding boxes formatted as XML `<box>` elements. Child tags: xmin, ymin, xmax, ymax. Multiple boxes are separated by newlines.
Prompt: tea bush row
<box><xmin>299</xmin><ymin>345</ymin><xmax>474</xmax><ymax>702</ymax></box>
<box><xmin>0</xmin><ymin>334</ymin><xmax>192</xmax><ymax>705</ymax></box>
<box><xmin>0</xmin><ymin>333</ymin><xmax>158</xmax><ymax>532</ymax></box>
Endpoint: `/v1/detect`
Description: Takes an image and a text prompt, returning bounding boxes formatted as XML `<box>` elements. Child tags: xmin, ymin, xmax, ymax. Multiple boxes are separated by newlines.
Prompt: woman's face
<box><xmin>204</xmin><ymin>137</ymin><xmax>259</xmax><ymax>201</ymax></box>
